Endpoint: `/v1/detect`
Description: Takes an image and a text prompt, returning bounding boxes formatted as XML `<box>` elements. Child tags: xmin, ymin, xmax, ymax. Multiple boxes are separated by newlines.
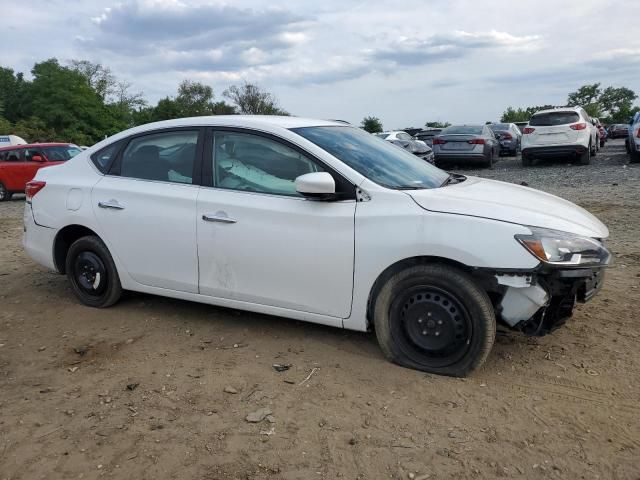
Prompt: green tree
<box><xmin>425</xmin><ymin>121</ymin><xmax>451</xmax><ymax>128</ymax></box>
<box><xmin>360</xmin><ymin>116</ymin><xmax>383</xmax><ymax>133</ymax></box>
<box><xmin>69</xmin><ymin>60</ymin><xmax>116</xmax><ymax>101</ymax></box>
<box><xmin>12</xmin><ymin>117</ymin><xmax>57</xmax><ymax>143</ymax></box>
<box><xmin>567</xmin><ymin>83</ymin><xmax>602</xmax><ymax>108</ymax></box>
<box><xmin>0</xmin><ymin>67</ymin><xmax>29</xmax><ymax>123</ymax></box>
<box><xmin>212</xmin><ymin>101</ymin><xmax>236</xmax><ymax>115</ymax></box>
<box><xmin>28</xmin><ymin>59</ymin><xmax>122</xmax><ymax>144</ymax></box>
<box><xmin>175</xmin><ymin>80</ymin><xmax>215</xmax><ymax>116</ymax></box>
<box><xmin>500</xmin><ymin>105</ymin><xmax>556</xmax><ymax>123</ymax></box>
<box><xmin>223</xmin><ymin>82</ymin><xmax>288</xmax><ymax>115</ymax></box>
<box><xmin>599</xmin><ymin>86</ymin><xmax>638</xmax><ymax>123</ymax></box>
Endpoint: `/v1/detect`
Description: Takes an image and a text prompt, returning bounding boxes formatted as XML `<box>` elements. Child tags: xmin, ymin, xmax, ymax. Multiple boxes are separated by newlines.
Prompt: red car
<box><xmin>0</xmin><ymin>143</ymin><xmax>82</xmax><ymax>201</ymax></box>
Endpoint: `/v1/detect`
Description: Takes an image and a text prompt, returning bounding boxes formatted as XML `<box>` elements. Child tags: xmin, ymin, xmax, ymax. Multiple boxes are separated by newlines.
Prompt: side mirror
<box><xmin>295</xmin><ymin>172</ymin><xmax>336</xmax><ymax>199</ymax></box>
<box><xmin>31</xmin><ymin>155</ymin><xmax>45</xmax><ymax>162</ymax></box>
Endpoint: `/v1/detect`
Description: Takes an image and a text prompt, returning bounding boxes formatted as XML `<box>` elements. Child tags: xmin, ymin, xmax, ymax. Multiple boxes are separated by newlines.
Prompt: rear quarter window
<box><xmin>91</xmin><ymin>140</ymin><xmax>124</xmax><ymax>173</ymax></box>
<box><xmin>530</xmin><ymin>112</ymin><xmax>580</xmax><ymax>126</ymax></box>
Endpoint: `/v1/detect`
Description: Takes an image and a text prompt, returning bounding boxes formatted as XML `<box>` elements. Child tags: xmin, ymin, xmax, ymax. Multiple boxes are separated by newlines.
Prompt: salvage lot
<box><xmin>0</xmin><ymin>139</ymin><xmax>639</xmax><ymax>479</ymax></box>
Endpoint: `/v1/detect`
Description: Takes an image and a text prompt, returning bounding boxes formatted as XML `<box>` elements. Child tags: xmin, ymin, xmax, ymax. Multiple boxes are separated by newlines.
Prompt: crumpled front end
<box><xmin>494</xmin><ymin>267</ymin><xmax>605</xmax><ymax>335</ymax></box>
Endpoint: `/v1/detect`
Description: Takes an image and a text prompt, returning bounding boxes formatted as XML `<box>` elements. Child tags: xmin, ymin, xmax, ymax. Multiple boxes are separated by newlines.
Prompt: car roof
<box><xmin>533</xmin><ymin>107</ymin><xmax>581</xmax><ymax>115</ymax></box>
<box><xmin>0</xmin><ymin>142</ymin><xmax>75</xmax><ymax>151</ymax></box>
<box><xmin>128</xmin><ymin>115</ymin><xmax>341</xmax><ymax>134</ymax></box>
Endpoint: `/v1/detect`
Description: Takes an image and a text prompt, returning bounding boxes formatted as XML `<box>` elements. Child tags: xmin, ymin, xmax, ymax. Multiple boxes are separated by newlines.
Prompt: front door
<box><xmin>196</xmin><ymin>129</ymin><xmax>356</xmax><ymax>318</ymax></box>
<box><xmin>92</xmin><ymin>129</ymin><xmax>202</xmax><ymax>293</ymax></box>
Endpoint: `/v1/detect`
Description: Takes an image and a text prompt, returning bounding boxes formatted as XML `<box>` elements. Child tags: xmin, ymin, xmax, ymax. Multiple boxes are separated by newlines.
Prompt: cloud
<box><xmin>372</xmin><ymin>30</ymin><xmax>542</xmax><ymax>66</ymax></box>
<box><xmin>81</xmin><ymin>1</ymin><xmax>310</xmax><ymax>71</ymax></box>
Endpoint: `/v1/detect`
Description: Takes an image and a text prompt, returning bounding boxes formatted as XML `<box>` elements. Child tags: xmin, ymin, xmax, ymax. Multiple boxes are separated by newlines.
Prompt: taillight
<box><xmin>636</xmin><ymin>128</ymin><xmax>640</xmax><ymax>138</ymax></box>
<box><xmin>432</xmin><ymin>138</ymin><xmax>446</xmax><ymax>145</ymax></box>
<box><xmin>501</xmin><ymin>133</ymin><xmax>513</xmax><ymax>140</ymax></box>
<box><xmin>25</xmin><ymin>181</ymin><xmax>46</xmax><ymax>202</ymax></box>
<box><xmin>570</xmin><ymin>122</ymin><xmax>587</xmax><ymax>130</ymax></box>
<box><xmin>522</xmin><ymin>127</ymin><xmax>535</xmax><ymax>134</ymax></box>
<box><xmin>468</xmin><ymin>139</ymin><xmax>485</xmax><ymax>145</ymax></box>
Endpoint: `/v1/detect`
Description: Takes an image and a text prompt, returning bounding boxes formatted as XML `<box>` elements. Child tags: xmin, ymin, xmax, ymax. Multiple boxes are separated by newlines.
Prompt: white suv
<box><xmin>521</xmin><ymin>107</ymin><xmax>598</xmax><ymax>166</ymax></box>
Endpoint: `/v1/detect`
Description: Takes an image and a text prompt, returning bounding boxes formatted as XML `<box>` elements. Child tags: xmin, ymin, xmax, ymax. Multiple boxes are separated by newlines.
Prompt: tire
<box><xmin>483</xmin><ymin>150</ymin><xmax>494</xmax><ymax>168</ymax></box>
<box><xmin>65</xmin><ymin>235</ymin><xmax>122</xmax><ymax>308</ymax></box>
<box><xmin>522</xmin><ymin>155</ymin><xmax>533</xmax><ymax>167</ymax></box>
<box><xmin>631</xmin><ymin>149</ymin><xmax>640</xmax><ymax>164</ymax></box>
<box><xmin>373</xmin><ymin>264</ymin><xmax>496</xmax><ymax>377</ymax></box>
<box><xmin>600</xmin><ymin>140</ymin><xmax>605</xmax><ymax>148</ymax></box>
<box><xmin>0</xmin><ymin>182</ymin><xmax>10</xmax><ymax>202</ymax></box>
<box><xmin>590</xmin><ymin>141</ymin><xmax>596</xmax><ymax>156</ymax></box>
<box><xmin>579</xmin><ymin>146</ymin><xmax>591</xmax><ymax>165</ymax></box>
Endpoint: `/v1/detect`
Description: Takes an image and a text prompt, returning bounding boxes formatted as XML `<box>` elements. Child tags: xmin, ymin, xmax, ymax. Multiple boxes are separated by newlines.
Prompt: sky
<box><xmin>2</xmin><ymin>0</ymin><xmax>639</xmax><ymax>129</ymax></box>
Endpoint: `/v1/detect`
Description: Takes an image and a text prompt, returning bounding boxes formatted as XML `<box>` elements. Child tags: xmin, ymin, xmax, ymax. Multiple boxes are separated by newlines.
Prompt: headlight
<box><xmin>515</xmin><ymin>227</ymin><xmax>610</xmax><ymax>266</ymax></box>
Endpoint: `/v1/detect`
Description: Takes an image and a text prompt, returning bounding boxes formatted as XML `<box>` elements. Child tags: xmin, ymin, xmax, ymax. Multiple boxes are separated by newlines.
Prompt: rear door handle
<box><xmin>98</xmin><ymin>201</ymin><xmax>125</xmax><ymax>210</ymax></box>
<box><xmin>202</xmin><ymin>213</ymin><xmax>237</xmax><ymax>224</ymax></box>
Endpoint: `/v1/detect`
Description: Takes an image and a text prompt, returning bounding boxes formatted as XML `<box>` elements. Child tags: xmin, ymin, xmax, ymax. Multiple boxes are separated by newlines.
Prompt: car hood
<box><xmin>408</xmin><ymin>176</ymin><xmax>609</xmax><ymax>238</ymax></box>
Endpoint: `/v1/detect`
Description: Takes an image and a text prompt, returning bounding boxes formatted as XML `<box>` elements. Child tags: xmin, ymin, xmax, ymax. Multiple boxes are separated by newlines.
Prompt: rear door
<box><xmin>91</xmin><ymin>128</ymin><xmax>203</xmax><ymax>293</ymax></box>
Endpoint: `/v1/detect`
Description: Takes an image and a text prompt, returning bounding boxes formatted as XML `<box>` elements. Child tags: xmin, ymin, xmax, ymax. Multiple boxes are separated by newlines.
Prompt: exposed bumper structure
<box><xmin>496</xmin><ymin>267</ymin><xmax>605</xmax><ymax>336</ymax></box>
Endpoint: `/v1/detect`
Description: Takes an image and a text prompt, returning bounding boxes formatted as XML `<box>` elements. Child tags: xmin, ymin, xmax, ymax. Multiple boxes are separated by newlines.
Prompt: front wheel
<box><xmin>66</xmin><ymin>236</ymin><xmax>122</xmax><ymax>308</ymax></box>
<box><xmin>0</xmin><ymin>182</ymin><xmax>11</xmax><ymax>202</ymax></box>
<box><xmin>373</xmin><ymin>264</ymin><xmax>496</xmax><ymax>377</ymax></box>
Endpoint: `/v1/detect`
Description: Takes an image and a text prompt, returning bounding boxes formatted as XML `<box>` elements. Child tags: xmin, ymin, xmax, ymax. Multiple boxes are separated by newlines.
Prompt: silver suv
<box><xmin>626</xmin><ymin>112</ymin><xmax>640</xmax><ymax>163</ymax></box>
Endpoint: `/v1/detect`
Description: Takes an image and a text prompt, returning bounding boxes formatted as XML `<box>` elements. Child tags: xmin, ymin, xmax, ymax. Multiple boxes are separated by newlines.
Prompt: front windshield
<box><xmin>42</xmin><ymin>146</ymin><xmax>82</xmax><ymax>161</ymax></box>
<box><xmin>375</xmin><ymin>133</ymin><xmax>389</xmax><ymax>139</ymax></box>
<box><xmin>292</xmin><ymin>126</ymin><xmax>449</xmax><ymax>189</ymax></box>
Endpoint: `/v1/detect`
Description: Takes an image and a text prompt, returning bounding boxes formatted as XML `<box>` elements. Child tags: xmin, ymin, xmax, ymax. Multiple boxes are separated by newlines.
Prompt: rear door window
<box><xmin>118</xmin><ymin>130</ymin><xmax>199</xmax><ymax>184</ymax></box>
<box><xmin>530</xmin><ymin>112</ymin><xmax>580</xmax><ymax>126</ymax></box>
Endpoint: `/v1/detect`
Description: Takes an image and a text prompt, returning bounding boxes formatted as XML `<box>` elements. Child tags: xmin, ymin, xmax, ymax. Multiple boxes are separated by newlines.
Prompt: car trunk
<box><xmin>437</xmin><ymin>135</ymin><xmax>481</xmax><ymax>151</ymax></box>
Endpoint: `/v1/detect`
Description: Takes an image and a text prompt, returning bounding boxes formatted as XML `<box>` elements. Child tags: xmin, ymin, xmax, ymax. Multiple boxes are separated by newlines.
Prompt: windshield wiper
<box><xmin>440</xmin><ymin>173</ymin><xmax>466</xmax><ymax>187</ymax></box>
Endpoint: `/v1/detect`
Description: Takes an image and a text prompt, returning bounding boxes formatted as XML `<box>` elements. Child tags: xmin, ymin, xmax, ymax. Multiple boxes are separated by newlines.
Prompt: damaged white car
<box><xmin>23</xmin><ymin>116</ymin><xmax>611</xmax><ymax>376</ymax></box>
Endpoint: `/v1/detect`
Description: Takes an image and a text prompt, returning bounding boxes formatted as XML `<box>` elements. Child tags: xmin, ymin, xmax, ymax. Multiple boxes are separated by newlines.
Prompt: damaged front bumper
<box><xmin>494</xmin><ymin>266</ymin><xmax>605</xmax><ymax>336</ymax></box>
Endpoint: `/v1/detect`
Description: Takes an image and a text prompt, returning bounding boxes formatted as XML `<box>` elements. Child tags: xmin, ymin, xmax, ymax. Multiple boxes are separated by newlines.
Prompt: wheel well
<box><xmin>53</xmin><ymin>225</ymin><xmax>99</xmax><ymax>274</ymax></box>
<box><xmin>366</xmin><ymin>256</ymin><xmax>473</xmax><ymax>330</ymax></box>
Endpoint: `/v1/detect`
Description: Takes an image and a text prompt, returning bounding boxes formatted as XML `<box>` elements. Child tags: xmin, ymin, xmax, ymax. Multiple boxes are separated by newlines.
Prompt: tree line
<box><xmin>501</xmin><ymin>83</ymin><xmax>639</xmax><ymax>124</ymax></box>
<box><xmin>0</xmin><ymin>59</ymin><xmax>288</xmax><ymax>145</ymax></box>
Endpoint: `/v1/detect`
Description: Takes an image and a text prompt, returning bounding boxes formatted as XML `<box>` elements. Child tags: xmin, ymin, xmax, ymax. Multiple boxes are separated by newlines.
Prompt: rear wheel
<box><xmin>66</xmin><ymin>236</ymin><xmax>122</xmax><ymax>308</ymax></box>
<box><xmin>0</xmin><ymin>183</ymin><xmax>11</xmax><ymax>202</ymax></box>
<box><xmin>484</xmin><ymin>150</ymin><xmax>494</xmax><ymax>168</ymax></box>
<box><xmin>630</xmin><ymin>149</ymin><xmax>640</xmax><ymax>164</ymax></box>
<box><xmin>373</xmin><ymin>264</ymin><xmax>496</xmax><ymax>377</ymax></box>
<box><xmin>579</xmin><ymin>146</ymin><xmax>591</xmax><ymax>165</ymax></box>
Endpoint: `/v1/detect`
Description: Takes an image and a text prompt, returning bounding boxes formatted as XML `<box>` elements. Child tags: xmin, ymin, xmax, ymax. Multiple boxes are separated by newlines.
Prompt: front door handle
<box><xmin>98</xmin><ymin>201</ymin><xmax>125</xmax><ymax>210</ymax></box>
<box><xmin>202</xmin><ymin>213</ymin><xmax>237</xmax><ymax>224</ymax></box>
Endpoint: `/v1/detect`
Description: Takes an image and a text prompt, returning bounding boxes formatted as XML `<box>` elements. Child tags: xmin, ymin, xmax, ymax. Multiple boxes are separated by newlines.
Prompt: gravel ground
<box><xmin>0</xmin><ymin>139</ymin><xmax>639</xmax><ymax>480</ymax></box>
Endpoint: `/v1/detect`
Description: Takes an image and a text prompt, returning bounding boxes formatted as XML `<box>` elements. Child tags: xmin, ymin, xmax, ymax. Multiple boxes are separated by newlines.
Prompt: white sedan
<box><xmin>23</xmin><ymin>116</ymin><xmax>611</xmax><ymax>376</ymax></box>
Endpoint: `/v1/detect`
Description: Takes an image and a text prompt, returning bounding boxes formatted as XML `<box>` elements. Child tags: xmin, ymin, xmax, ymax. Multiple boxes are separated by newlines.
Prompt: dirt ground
<box><xmin>1</xmin><ymin>139</ymin><xmax>639</xmax><ymax>480</ymax></box>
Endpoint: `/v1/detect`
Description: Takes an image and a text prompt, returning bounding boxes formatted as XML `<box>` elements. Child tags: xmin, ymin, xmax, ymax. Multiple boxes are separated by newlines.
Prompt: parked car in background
<box><xmin>388</xmin><ymin>139</ymin><xmax>435</xmax><ymax>163</ymax></box>
<box><xmin>609</xmin><ymin>124</ymin><xmax>629</xmax><ymax>139</ymax></box>
<box><xmin>432</xmin><ymin>125</ymin><xmax>499</xmax><ymax>168</ymax></box>
<box><xmin>514</xmin><ymin>122</ymin><xmax>529</xmax><ymax>133</ymax></box>
<box><xmin>521</xmin><ymin>107</ymin><xmax>597</xmax><ymax>166</ymax></box>
<box><xmin>626</xmin><ymin>112</ymin><xmax>640</xmax><ymax>163</ymax></box>
<box><xmin>0</xmin><ymin>135</ymin><xmax>27</xmax><ymax>147</ymax></box>
<box><xmin>376</xmin><ymin>131</ymin><xmax>431</xmax><ymax>159</ymax></box>
<box><xmin>488</xmin><ymin>123</ymin><xmax>522</xmax><ymax>156</ymax></box>
<box><xmin>23</xmin><ymin>115</ymin><xmax>611</xmax><ymax>377</ymax></box>
<box><xmin>414</xmin><ymin>129</ymin><xmax>442</xmax><ymax>147</ymax></box>
<box><xmin>0</xmin><ymin>143</ymin><xmax>82</xmax><ymax>201</ymax></box>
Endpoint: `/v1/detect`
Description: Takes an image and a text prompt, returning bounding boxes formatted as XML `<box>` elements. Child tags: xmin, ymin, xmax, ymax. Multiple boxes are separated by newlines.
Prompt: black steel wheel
<box><xmin>394</xmin><ymin>286</ymin><xmax>472</xmax><ymax>368</ymax></box>
<box><xmin>66</xmin><ymin>235</ymin><xmax>122</xmax><ymax>308</ymax></box>
<box><xmin>374</xmin><ymin>264</ymin><xmax>495</xmax><ymax>377</ymax></box>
